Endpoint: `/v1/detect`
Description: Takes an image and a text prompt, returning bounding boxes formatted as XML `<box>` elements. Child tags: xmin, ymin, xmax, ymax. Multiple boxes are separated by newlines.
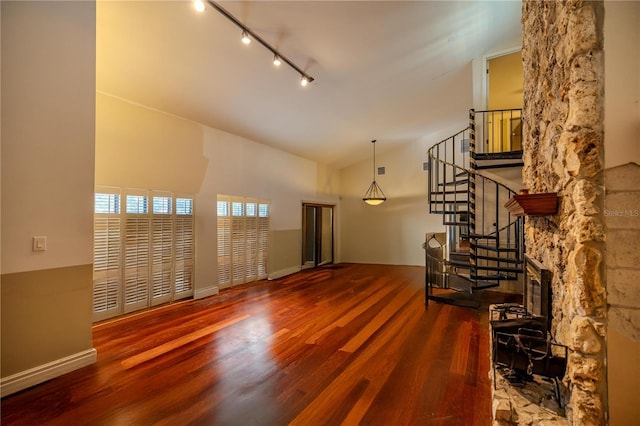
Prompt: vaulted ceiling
<box><xmin>97</xmin><ymin>1</ymin><xmax>522</xmax><ymax>169</ymax></box>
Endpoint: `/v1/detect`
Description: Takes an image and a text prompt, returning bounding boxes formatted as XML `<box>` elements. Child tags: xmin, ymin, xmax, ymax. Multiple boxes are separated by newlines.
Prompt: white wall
<box><xmin>340</xmin><ymin>139</ymin><xmax>448</xmax><ymax>266</ymax></box>
<box><xmin>2</xmin><ymin>1</ymin><xmax>96</xmax><ymax>275</ymax></box>
<box><xmin>1</xmin><ymin>0</ymin><xmax>96</xmax><ymax>389</ymax></box>
<box><xmin>96</xmin><ymin>93</ymin><xmax>335</xmax><ymax>294</ymax></box>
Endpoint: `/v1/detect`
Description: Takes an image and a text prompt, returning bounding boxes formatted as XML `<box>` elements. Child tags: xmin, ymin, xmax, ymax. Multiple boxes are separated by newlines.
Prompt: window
<box><xmin>92</xmin><ymin>187</ymin><xmax>195</xmax><ymax>321</ymax></box>
<box><xmin>93</xmin><ymin>188</ymin><xmax>122</xmax><ymax>321</ymax></box>
<box><xmin>217</xmin><ymin>195</ymin><xmax>269</xmax><ymax>287</ymax></box>
<box><xmin>175</xmin><ymin>198</ymin><xmax>194</xmax><ymax>295</ymax></box>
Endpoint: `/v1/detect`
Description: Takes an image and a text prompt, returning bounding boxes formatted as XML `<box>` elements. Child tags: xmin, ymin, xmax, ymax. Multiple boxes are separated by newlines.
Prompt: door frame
<box><xmin>301</xmin><ymin>203</ymin><xmax>335</xmax><ymax>269</ymax></box>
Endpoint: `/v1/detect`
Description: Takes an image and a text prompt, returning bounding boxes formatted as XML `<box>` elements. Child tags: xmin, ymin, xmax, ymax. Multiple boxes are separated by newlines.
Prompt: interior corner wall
<box><xmin>603</xmin><ymin>2</ymin><xmax>640</xmax><ymax>425</ymax></box>
<box><xmin>1</xmin><ymin>0</ymin><xmax>96</xmax><ymax>389</ymax></box>
<box><xmin>339</xmin><ymin>141</ymin><xmax>444</xmax><ymax>266</ymax></box>
<box><xmin>95</xmin><ymin>94</ymin><xmax>331</xmax><ymax>294</ymax></box>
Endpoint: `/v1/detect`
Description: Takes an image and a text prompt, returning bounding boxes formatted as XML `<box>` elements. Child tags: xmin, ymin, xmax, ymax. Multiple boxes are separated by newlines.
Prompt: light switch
<box><xmin>33</xmin><ymin>236</ymin><xmax>47</xmax><ymax>252</ymax></box>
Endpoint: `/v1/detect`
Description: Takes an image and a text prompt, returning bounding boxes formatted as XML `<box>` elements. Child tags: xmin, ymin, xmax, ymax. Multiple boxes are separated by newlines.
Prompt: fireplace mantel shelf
<box><xmin>504</xmin><ymin>192</ymin><xmax>558</xmax><ymax>216</ymax></box>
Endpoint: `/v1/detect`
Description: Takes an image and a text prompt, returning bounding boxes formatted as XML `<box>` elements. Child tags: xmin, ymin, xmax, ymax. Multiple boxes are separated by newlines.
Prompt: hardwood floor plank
<box><xmin>305</xmin><ymin>278</ymin><xmax>397</xmax><ymax>345</ymax></box>
<box><xmin>339</xmin><ymin>279</ymin><xmax>419</xmax><ymax>353</ymax></box>
<box><xmin>1</xmin><ymin>264</ymin><xmax>520</xmax><ymax>426</ymax></box>
<box><xmin>120</xmin><ymin>313</ymin><xmax>252</xmax><ymax>369</ymax></box>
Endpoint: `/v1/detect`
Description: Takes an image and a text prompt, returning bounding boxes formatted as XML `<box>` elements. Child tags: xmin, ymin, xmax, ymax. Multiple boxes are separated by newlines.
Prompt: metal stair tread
<box><xmin>473</xmin><ymin>150</ymin><xmax>523</xmax><ymax>160</ymax></box>
<box><xmin>453</xmin><ymin>273</ymin><xmax>505</xmax><ymax>288</ymax></box>
<box><xmin>438</xmin><ymin>179</ymin><xmax>469</xmax><ymax>187</ymax></box>
<box><xmin>476</xmin><ymin>162</ymin><xmax>524</xmax><ymax>170</ymax></box>
<box><xmin>470</xmin><ymin>242</ymin><xmax>518</xmax><ymax>252</ymax></box>
<box><xmin>461</xmin><ymin>233</ymin><xmax>498</xmax><ymax>240</ymax></box>
<box><xmin>430</xmin><ymin>190</ymin><xmax>469</xmax><ymax>195</ymax></box>
<box><xmin>447</xmin><ymin>259</ymin><xmax>471</xmax><ymax>269</ymax></box>
<box><xmin>474</xmin><ymin>254</ymin><xmax>522</xmax><ymax>264</ymax></box>
<box><xmin>472</xmin><ymin>265</ymin><xmax>523</xmax><ymax>273</ymax></box>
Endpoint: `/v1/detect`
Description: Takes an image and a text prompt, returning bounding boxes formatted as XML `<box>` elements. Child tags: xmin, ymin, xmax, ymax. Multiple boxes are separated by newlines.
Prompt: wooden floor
<box><xmin>1</xmin><ymin>264</ymin><xmax>519</xmax><ymax>426</ymax></box>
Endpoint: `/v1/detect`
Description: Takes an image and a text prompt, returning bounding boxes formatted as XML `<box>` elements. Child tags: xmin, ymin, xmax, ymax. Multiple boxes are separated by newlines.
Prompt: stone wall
<box><xmin>521</xmin><ymin>1</ymin><xmax>606</xmax><ymax>424</ymax></box>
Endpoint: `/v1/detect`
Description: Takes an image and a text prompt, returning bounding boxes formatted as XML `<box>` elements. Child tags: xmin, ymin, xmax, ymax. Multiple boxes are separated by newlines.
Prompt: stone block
<box><xmin>608</xmin><ymin>306</ymin><xmax>640</xmax><ymax>341</ymax></box>
<box><xmin>571</xmin><ymin>387</ymin><xmax>605</xmax><ymax>426</ymax></box>
<box><xmin>493</xmin><ymin>397</ymin><xmax>513</xmax><ymax>423</ymax></box>
<box><xmin>567</xmin><ymin>353</ymin><xmax>603</xmax><ymax>393</ymax></box>
<box><xmin>565</xmin><ymin>5</ymin><xmax>598</xmax><ymax>60</ymax></box>
<box><xmin>605</xmin><ymin>162</ymin><xmax>640</xmax><ymax>192</ymax></box>
<box><xmin>564</xmin><ymin>129</ymin><xmax>603</xmax><ymax>178</ymax></box>
<box><xmin>568</xmin><ymin>244</ymin><xmax>606</xmax><ymax>315</ymax></box>
<box><xmin>605</xmin><ymin>191</ymin><xmax>640</xmax><ymax>229</ymax></box>
<box><xmin>606</xmin><ymin>229</ymin><xmax>640</xmax><ymax>268</ymax></box>
<box><xmin>573</xmin><ymin>179</ymin><xmax>602</xmax><ymax>217</ymax></box>
<box><xmin>607</xmin><ymin>268</ymin><xmax>640</xmax><ymax>308</ymax></box>
<box><xmin>569</xmin><ymin>316</ymin><xmax>603</xmax><ymax>354</ymax></box>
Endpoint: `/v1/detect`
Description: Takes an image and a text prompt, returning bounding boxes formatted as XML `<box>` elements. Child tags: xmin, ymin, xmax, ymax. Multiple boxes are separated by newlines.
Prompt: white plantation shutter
<box><xmin>150</xmin><ymin>218</ymin><xmax>172</xmax><ymax>303</ymax></box>
<box><xmin>217</xmin><ymin>199</ymin><xmax>231</xmax><ymax>286</ymax></box>
<box><xmin>217</xmin><ymin>195</ymin><xmax>270</xmax><ymax>287</ymax></box>
<box><xmin>257</xmin><ymin>203</ymin><xmax>270</xmax><ymax>279</ymax></box>
<box><xmin>93</xmin><ymin>190</ymin><xmax>122</xmax><ymax>322</ymax></box>
<box><xmin>175</xmin><ymin>197</ymin><xmax>194</xmax><ymax>298</ymax></box>
<box><xmin>123</xmin><ymin>191</ymin><xmax>150</xmax><ymax>313</ymax></box>
<box><xmin>231</xmin><ymin>200</ymin><xmax>246</xmax><ymax>285</ymax></box>
<box><xmin>245</xmin><ymin>201</ymin><xmax>258</xmax><ymax>282</ymax></box>
<box><xmin>174</xmin><ymin>197</ymin><xmax>194</xmax><ymax>299</ymax></box>
<box><xmin>151</xmin><ymin>194</ymin><xmax>173</xmax><ymax>306</ymax></box>
<box><xmin>92</xmin><ymin>187</ymin><xmax>197</xmax><ymax>321</ymax></box>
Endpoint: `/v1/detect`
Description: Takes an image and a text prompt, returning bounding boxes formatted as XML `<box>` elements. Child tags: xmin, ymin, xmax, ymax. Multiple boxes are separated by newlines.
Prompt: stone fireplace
<box><xmin>515</xmin><ymin>1</ymin><xmax>607</xmax><ymax>424</ymax></box>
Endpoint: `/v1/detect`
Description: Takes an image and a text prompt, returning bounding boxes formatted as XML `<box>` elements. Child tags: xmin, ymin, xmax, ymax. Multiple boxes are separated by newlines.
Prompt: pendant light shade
<box><xmin>363</xmin><ymin>140</ymin><xmax>386</xmax><ymax>205</ymax></box>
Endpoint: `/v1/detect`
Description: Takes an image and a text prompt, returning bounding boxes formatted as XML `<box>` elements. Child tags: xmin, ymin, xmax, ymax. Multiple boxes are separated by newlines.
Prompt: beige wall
<box><xmin>604</xmin><ymin>0</ymin><xmax>640</xmax><ymax>170</ymax></box>
<box><xmin>340</xmin><ymin>139</ymin><xmax>445</xmax><ymax>266</ymax></box>
<box><xmin>338</xmin><ymin>63</ymin><xmax>474</xmax><ymax>267</ymax></box>
<box><xmin>95</xmin><ymin>93</ymin><xmax>337</xmax><ymax>292</ymax></box>
<box><xmin>488</xmin><ymin>50</ymin><xmax>523</xmax><ymax>110</ymax></box>
<box><xmin>1</xmin><ymin>1</ymin><xmax>96</xmax><ymax>389</ymax></box>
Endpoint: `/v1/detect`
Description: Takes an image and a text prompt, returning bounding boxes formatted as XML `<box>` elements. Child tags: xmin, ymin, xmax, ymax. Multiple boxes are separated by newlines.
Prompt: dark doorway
<box><xmin>302</xmin><ymin>204</ymin><xmax>334</xmax><ymax>269</ymax></box>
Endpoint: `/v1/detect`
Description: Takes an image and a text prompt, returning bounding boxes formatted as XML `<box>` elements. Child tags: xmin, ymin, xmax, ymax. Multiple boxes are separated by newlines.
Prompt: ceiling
<box><xmin>96</xmin><ymin>1</ymin><xmax>522</xmax><ymax>169</ymax></box>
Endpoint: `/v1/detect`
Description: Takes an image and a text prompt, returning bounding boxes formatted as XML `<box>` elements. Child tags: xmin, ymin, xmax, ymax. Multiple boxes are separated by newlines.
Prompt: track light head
<box><xmin>199</xmin><ymin>1</ymin><xmax>315</xmax><ymax>87</ymax></box>
<box><xmin>241</xmin><ymin>31</ymin><xmax>251</xmax><ymax>45</ymax></box>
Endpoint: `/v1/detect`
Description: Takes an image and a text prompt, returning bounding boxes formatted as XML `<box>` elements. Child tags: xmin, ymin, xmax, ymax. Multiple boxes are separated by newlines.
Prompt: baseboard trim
<box><xmin>268</xmin><ymin>265</ymin><xmax>301</xmax><ymax>280</ymax></box>
<box><xmin>194</xmin><ymin>285</ymin><xmax>219</xmax><ymax>300</ymax></box>
<box><xmin>1</xmin><ymin>348</ymin><xmax>97</xmax><ymax>397</ymax></box>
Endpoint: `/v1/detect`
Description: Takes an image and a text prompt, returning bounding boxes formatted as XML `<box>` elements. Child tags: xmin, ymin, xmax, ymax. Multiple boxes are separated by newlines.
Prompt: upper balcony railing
<box><xmin>471</xmin><ymin>108</ymin><xmax>522</xmax><ymax>155</ymax></box>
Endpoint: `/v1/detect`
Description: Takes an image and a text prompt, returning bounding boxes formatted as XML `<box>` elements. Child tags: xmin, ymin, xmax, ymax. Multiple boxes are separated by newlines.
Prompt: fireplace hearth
<box><xmin>489</xmin><ymin>255</ymin><xmax>569</xmax><ymax>424</ymax></box>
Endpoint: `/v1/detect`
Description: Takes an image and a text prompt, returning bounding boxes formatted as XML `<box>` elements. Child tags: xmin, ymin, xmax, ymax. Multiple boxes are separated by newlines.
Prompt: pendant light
<box><xmin>363</xmin><ymin>140</ymin><xmax>386</xmax><ymax>205</ymax></box>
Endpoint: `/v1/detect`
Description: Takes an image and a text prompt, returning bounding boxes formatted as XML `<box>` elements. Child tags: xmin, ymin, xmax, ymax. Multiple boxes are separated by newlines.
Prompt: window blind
<box><xmin>93</xmin><ymin>188</ymin><xmax>195</xmax><ymax>321</ymax></box>
<box><xmin>217</xmin><ymin>195</ymin><xmax>269</xmax><ymax>287</ymax></box>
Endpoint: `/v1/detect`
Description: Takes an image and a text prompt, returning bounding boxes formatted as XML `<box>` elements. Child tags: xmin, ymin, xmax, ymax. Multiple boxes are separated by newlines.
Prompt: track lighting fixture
<box><xmin>194</xmin><ymin>0</ymin><xmax>205</xmax><ymax>13</ymax></box>
<box><xmin>194</xmin><ymin>0</ymin><xmax>315</xmax><ymax>87</ymax></box>
<box><xmin>363</xmin><ymin>140</ymin><xmax>387</xmax><ymax>206</ymax></box>
<box><xmin>241</xmin><ymin>31</ymin><xmax>251</xmax><ymax>45</ymax></box>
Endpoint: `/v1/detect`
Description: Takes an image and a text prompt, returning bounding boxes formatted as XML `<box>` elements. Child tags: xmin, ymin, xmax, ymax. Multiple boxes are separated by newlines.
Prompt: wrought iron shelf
<box><xmin>504</xmin><ymin>192</ymin><xmax>558</xmax><ymax>216</ymax></box>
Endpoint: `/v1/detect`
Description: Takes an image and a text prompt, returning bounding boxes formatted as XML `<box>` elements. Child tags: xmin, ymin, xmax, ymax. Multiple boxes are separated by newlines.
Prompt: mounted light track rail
<box><xmin>194</xmin><ymin>0</ymin><xmax>315</xmax><ymax>87</ymax></box>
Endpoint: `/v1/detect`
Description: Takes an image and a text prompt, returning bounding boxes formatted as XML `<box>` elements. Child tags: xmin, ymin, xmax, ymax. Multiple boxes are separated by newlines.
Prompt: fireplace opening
<box><xmin>523</xmin><ymin>256</ymin><xmax>552</xmax><ymax>334</ymax></box>
<box><xmin>489</xmin><ymin>255</ymin><xmax>568</xmax><ymax>414</ymax></box>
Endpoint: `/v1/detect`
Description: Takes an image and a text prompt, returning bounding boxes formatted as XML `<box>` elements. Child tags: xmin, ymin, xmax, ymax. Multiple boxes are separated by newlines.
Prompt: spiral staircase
<box><xmin>425</xmin><ymin>108</ymin><xmax>525</xmax><ymax>307</ymax></box>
